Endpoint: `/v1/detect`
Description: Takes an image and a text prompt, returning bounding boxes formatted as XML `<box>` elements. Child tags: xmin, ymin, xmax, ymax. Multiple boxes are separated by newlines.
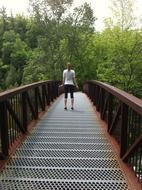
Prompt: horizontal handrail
<box><xmin>89</xmin><ymin>80</ymin><xmax>142</xmax><ymax>115</ymax></box>
<box><xmin>0</xmin><ymin>81</ymin><xmax>53</xmax><ymax>102</ymax></box>
<box><xmin>83</xmin><ymin>80</ymin><xmax>142</xmax><ymax>184</ymax></box>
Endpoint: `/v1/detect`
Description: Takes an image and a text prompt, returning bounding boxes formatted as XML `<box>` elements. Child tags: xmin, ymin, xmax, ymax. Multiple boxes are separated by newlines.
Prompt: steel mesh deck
<box><xmin>0</xmin><ymin>92</ymin><xmax>130</xmax><ymax>190</ymax></box>
<box><xmin>0</xmin><ymin>180</ymin><xmax>129</xmax><ymax>190</ymax></box>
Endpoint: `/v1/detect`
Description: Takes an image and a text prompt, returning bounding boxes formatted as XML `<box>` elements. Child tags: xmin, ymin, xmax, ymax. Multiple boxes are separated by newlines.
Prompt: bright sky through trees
<box><xmin>0</xmin><ymin>0</ymin><xmax>142</xmax><ymax>31</ymax></box>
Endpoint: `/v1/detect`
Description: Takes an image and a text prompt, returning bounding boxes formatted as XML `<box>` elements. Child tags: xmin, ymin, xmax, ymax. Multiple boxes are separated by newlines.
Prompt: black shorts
<box><xmin>64</xmin><ymin>84</ymin><xmax>74</xmax><ymax>99</ymax></box>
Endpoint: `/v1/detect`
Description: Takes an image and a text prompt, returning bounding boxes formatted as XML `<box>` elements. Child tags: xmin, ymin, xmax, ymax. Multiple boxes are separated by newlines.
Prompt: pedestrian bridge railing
<box><xmin>0</xmin><ymin>81</ymin><xmax>59</xmax><ymax>160</ymax></box>
<box><xmin>1</xmin><ymin>79</ymin><xmax>142</xmax><ymax>186</ymax></box>
<box><xmin>83</xmin><ymin>80</ymin><xmax>142</xmax><ymax>184</ymax></box>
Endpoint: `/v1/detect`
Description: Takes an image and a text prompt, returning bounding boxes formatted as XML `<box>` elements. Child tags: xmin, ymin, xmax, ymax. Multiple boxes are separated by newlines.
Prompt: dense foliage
<box><xmin>0</xmin><ymin>0</ymin><xmax>142</xmax><ymax>97</ymax></box>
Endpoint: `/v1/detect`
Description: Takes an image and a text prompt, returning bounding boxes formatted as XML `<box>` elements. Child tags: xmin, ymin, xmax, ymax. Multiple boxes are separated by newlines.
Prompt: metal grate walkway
<box><xmin>0</xmin><ymin>92</ymin><xmax>130</xmax><ymax>190</ymax></box>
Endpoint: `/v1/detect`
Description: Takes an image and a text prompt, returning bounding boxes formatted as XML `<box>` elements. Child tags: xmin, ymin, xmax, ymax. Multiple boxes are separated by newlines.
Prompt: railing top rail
<box><xmin>0</xmin><ymin>80</ymin><xmax>52</xmax><ymax>102</ymax></box>
<box><xmin>88</xmin><ymin>80</ymin><xmax>142</xmax><ymax>116</ymax></box>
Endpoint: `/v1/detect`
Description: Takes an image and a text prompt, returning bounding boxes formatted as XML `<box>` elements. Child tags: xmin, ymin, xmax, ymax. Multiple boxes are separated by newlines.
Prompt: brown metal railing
<box><xmin>83</xmin><ymin>80</ymin><xmax>142</xmax><ymax>183</ymax></box>
<box><xmin>0</xmin><ymin>81</ymin><xmax>59</xmax><ymax>160</ymax></box>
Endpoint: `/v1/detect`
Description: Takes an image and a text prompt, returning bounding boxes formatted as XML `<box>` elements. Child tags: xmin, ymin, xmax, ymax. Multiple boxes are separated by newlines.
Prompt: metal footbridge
<box><xmin>0</xmin><ymin>81</ymin><xmax>142</xmax><ymax>190</ymax></box>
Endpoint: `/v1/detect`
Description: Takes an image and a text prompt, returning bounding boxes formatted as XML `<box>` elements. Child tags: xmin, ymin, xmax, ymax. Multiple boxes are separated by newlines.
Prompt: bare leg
<box><xmin>64</xmin><ymin>98</ymin><xmax>67</xmax><ymax>109</ymax></box>
<box><xmin>71</xmin><ymin>98</ymin><xmax>74</xmax><ymax>109</ymax></box>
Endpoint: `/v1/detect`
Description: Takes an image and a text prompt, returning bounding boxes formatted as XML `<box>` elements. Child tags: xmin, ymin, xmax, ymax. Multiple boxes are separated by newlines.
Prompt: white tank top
<box><xmin>63</xmin><ymin>69</ymin><xmax>75</xmax><ymax>85</ymax></box>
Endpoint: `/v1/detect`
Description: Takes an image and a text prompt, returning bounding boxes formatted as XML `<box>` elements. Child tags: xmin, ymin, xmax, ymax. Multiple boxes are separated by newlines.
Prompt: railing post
<box><xmin>88</xmin><ymin>83</ymin><xmax>91</xmax><ymax>99</ymax></box>
<box><xmin>53</xmin><ymin>82</ymin><xmax>56</xmax><ymax>99</ymax></box>
<box><xmin>50</xmin><ymin>82</ymin><xmax>54</xmax><ymax>102</ymax></box>
<box><xmin>84</xmin><ymin>83</ymin><xmax>89</xmax><ymax>96</ymax></box>
<box><xmin>47</xmin><ymin>83</ymin><xmax>50</xmax><ymax>105</ymax></box>
<box><xmin>56</xmin><ymin>81</ymin><xmax>59</xmax><ymax>98</ymax></box>
<box><xmin>34</xmin><ymin>87</ymin><xmax>39</xmax><ymax>119</ymax></box>
<box><xmin>0</xmin><ymin>101</ymin><xmax>9</xmax><ymax>159</ymax></box>
<box><xmin>92</xmin><ymin>85</ymin><xmax>96</xmax><ymax>105</ymax></box>
<box><xmin>120</xmin><ymin>103</ymin><xmax>128</xmax><ymax>158</ymax></box>
<box><xmin>93</xmin><ymin>85</ymin><xmax>97</xmax><ymax>105</ymax></box>
<box><xmin>96</xmin><ymin>86</ymin><xmax>101</xmax><ymax>111</ymax></box>
<box><xmin>100</xmin><ymin>89</ymin><xmax>104</xmax><ymax>117</ymax></box>
<box><xmin>42</xmin><ymin>85</ymin><xmax>46</xmax><ymax>109</ymax></box>
<box><xmin>107</xmin><ymin>93</ymin><xmax>113</xmax><ymax>132</ymax></box>
<box><xmin>90</xmin><ymin>84</ymin><xmax>93</xmax><ymax>102</ymax></box>
<box><xmin>95</xmin><ymin>85</ymin><xmax>99</xmax><ymax>107</ymax></box>
<box><xmin>22</xmin><ymin>92</ymin><xmax>28</xmax><ymax>132</ymax></box>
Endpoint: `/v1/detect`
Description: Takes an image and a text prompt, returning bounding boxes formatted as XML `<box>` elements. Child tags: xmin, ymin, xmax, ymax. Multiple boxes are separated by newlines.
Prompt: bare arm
<box><xmin>73</xmin><ymin>77</ymin><xmax>78</xmax><ymax>89</ymax></box>
<box><xmin>62</xmin><ymin>71</ymin><xmax>65</xmax><ymax>85</ymax></box>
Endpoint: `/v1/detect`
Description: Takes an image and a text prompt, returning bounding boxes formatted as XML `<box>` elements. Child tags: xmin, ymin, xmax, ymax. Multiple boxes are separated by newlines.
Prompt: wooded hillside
<box><xmin>0</xmin><ymin>0</ymin><xmax>142</xmax><ymax>97</ymax></box>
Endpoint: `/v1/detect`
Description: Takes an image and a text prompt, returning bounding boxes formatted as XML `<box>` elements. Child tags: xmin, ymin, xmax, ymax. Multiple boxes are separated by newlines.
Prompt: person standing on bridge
<box><xmin>63</xmin><ymin>62</ymin><xmax>78</xmax><ymax>110</ymax></box>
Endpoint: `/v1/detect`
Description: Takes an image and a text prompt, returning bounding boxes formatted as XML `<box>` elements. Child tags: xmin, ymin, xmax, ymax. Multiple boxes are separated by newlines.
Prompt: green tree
<box><xmin>22</xmin><ymin>48</ymin><xmax>48</xmax><ymax>84</ymax></box>
<box><xmin>96</xmin><ymin>27</ymin><xmax>142</xmax><ymax>97</ymax></box>
<box><xmin>13</xmin><ymin>15</ymin><xmax>28</xmax><ymax>41</ymax></box>
<box><xmin>96</xmin><ymin>0</ymin><xmax>142</xmax><ymax>97</ymax></box>
<box><xmin>62</xmin><ymin>3</ymin><xmax>96</xmax><ymax>86</ymax></box>
<box><xmin>110</xmin><ymin>0</ymin><xmax>135</xmax><ymax>30</ymax></box>
<box><xmin>0</xmin><ymin>59</ymin><xmax>9</xmax><ymax>90</ymax></box>
<box><xmin>2</xmin><ymin>30</ymin><xmax>29</xmax><ymax>87</ymax></box>
<box><xmin>2</xmin><ymin>30</ymin><xmax>18</xmax><ymax>64</ymax></box>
